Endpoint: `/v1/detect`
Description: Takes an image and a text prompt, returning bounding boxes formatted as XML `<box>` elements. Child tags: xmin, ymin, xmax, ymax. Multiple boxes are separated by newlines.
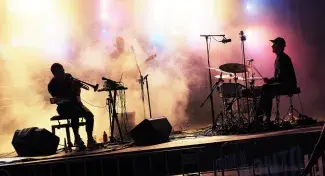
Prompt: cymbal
<box><xmin>215</xmin><ymin>75</ymin><xmax>244</xmax><ymax>80</ymax></box>
<box><xmin>219</xmin><ymin>63</ymin><xmax>250</xmax><ymax>73</ymax></box>
<box><xmin>207</xmin><ymin>67</ymin><xmax>231</xmax><ymax>74</ymax></box>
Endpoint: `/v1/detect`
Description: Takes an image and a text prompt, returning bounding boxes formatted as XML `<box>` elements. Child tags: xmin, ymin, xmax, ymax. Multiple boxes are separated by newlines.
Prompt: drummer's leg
<box><xmin>256</xmin><ymin>84</ymin><xmax>274</xmax><ymax>122</ymax></box>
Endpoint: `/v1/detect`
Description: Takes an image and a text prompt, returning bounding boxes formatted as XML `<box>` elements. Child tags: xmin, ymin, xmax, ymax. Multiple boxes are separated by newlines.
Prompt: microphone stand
<box><xmin>140</xmin><ymin>74</ymin><xmax>152</xmax><ymax>118</ymax></box>
<box><xmin>239</xmin><ymin>31</ymin><xmax>250</xmax><ymax>123</ymax></box>
<box><xmin>132</xmin><ymin>47</ymin><xmax>153</xmax><ymax>118</ymax></box>
<box><xmin>200</xmin><ymin>34</ymin><xmax>227</xmax><ymax>131</ymax></box>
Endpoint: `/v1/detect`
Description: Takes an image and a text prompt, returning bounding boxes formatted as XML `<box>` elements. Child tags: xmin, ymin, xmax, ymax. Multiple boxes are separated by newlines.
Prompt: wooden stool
<box><xmin>50</xmin><ymin>115</ymin><xmax>86</xmax><ymax>150</ymax></box>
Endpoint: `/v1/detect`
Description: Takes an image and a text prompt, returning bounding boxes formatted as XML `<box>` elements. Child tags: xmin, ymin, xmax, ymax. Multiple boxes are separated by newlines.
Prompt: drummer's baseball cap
<box><xmin>270</xmin><ymin>37</ymin><xmax>286</xmax><ymax>47</ymax></box>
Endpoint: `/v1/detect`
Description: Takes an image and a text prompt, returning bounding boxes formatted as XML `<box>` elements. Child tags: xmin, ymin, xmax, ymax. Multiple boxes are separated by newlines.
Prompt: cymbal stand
<box><xmin>233</xmin><ymin>73</ymin><xmax>244</xmax><ymax>126</ymax></box>
<box><xmin>247</xmin><ymin>59</ymin><xmax>256</xmax><ymax>122</ymax></box>
<box><xmin>250</xmin><ymin>61</ymin><xmax>265</xmax><ymax>123</ymax></box>
<box><xmin>200</xmin><ymin>34</ymin><xmax>228</xmax><ymax>131</ymax></box>
<box><xmin>239</xmin><ymin>31</ymin><xmax>250</xmax><ymax>122</ymax></box>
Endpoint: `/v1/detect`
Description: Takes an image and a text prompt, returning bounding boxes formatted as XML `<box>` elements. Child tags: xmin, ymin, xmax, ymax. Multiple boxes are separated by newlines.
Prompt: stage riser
<box><xmin>0</xmin><ymin>130</ymin><xmax>323</xmax><ymax>176</ymax></box>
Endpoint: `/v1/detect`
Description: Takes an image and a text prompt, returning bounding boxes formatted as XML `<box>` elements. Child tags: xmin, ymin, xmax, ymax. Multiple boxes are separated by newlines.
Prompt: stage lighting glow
<box><xmin>245</xmin><ymin>1</ymin><xmax>260</xmax><ymax>15</ymax></box>
<box><xmin>7</xmin><ymin>0</ymin><xmax>55</xmax><ymax>15</ymax></box>
<box><xmin>151</xmin><ymin>33</ymin><xmax>164</xmax><ymax>46</ymax></box>
<box><xmin>246</xmin><ymin>28</ymin><xmax>261</xmax><ymax>45</ymax></box>
<box><xmin>147</xmin><ymin>0</ymin><xmax>215</xmax><ymax>45</ymax></box>
<box><xmin>102</xmin><ymin>29</ymin><xmax>108</xmax><ymax>33</ymax></box>
<box><xmin>246</xmin><ymin>3</ymin><xmax>253</xmax><ymax>11</ymax></box>
<box><xmin>100</xmin><ymin>13</ymin><xmax>109</xmax><ymax>21</ymax></box>
<box><xmin>5</xmin><ymin>0</ymin><xmax>69</xmax><ymax>56</ymax></box>
<box><xmin>100</xmin><ymin>0</ymin><xmax>109</xmax><ymax>21</ymax></box>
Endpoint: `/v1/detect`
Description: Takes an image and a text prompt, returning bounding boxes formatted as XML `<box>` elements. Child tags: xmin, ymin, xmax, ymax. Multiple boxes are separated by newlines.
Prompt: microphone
<box><xmin>221</xmin><ymin>38</ymin><xmax>231</xmax><ymax>44</ymax></box>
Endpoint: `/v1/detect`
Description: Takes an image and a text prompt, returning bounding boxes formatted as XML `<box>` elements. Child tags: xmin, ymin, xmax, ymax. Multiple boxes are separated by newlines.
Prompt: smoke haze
<box><xmin>0</xmin><ymin>0</ymin><xmax>324</xmax><ymax>153</ymax></box>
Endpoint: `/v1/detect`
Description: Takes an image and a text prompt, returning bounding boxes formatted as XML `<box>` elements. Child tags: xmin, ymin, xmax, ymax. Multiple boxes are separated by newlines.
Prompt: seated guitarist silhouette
<box><xmin>48</xmin><ymin>63</ymin><xmax>96</xmax><ymax>149</ymax></box>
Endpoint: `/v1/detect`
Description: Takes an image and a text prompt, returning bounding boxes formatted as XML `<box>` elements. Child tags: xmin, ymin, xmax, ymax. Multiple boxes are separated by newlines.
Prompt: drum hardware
<box><xmin>213</xmin><ymin>59</ymin><xmax>265</xmax><ymax>130</ymax></box>
<box><xmin>219</xmin><ymin>63</ymin><xmax>247</xmax><ymax>124</ymax></box>
<box><xmin>238</xmin><ymin>31</ymin><xmax>251</xmax><ymax>124</ymax></box>
<box><xmin>215</xmin><ymin>75</ymin><xmax>245</xmax><ymax>81</ymax></box>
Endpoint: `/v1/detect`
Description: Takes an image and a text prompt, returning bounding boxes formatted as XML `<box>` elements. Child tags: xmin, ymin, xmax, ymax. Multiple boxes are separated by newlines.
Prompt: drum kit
<box><xmin>199</xmin><ymin>32</ymin><xmax>264</xmax><ymax>132</ymax></box>
<box><xmin>207</xmin><ymin>62</ymin><xmax>264</xmax><ymax>132</ymax></box>
<box><xmin>200</xmin><ymin>32</ymin><xmax>315</xmax><ymax>134</ymax></box>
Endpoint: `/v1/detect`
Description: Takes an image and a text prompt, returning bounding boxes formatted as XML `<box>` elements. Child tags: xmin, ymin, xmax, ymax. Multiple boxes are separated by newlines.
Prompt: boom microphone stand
<box><xmin>131</xmin><ymin>47</ymin><xmax>153</xmax><ymax>118</ymax></box>
<box><xmin>200</xmin><ymin>34</ymin><xmax>231</xmax><ymax>130</ymax></box>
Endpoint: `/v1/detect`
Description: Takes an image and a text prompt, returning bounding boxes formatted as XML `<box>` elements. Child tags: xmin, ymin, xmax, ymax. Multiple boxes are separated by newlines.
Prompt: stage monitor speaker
<box><xmin>12</xmin><ymin>127</ymin><xmax>60</xmax><ymax>156</ymax></box>
<box><xmin>130</xmin><ymin>116</ymin><xmax>172</xmax><ymax>146</ymax></box>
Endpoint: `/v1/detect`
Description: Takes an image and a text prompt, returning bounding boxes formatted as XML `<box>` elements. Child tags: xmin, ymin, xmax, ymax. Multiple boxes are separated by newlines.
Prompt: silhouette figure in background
<box><xmin>48</xmin><ymin>63</ymin><xmax>96</xmax><ymax>149</ymax></box>
<box><xmin>110</xmin><ymin>36</ymin><xmax>125</xmax><ymax>59</ymax></box>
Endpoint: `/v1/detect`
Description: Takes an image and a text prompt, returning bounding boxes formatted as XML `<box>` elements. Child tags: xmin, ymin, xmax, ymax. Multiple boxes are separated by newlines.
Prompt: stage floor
<box><xmin>1</xmin><ymin>124</ymin><xmax>323</xmax><ymax>166</ymax></box>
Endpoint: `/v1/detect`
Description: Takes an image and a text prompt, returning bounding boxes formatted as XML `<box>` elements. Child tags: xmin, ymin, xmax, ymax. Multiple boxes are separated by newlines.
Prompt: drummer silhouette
<box><xmin>255</xmin><ymin>37</ymin><xmax>297</xmax><ymax>123</ymax></box>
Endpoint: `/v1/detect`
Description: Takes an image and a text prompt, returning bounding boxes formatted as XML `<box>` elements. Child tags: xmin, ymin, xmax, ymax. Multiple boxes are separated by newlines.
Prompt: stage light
<box><xmin>146</xmin><ymin>0</ymin><xmax>215</xmax><ymax>45</ymax></box>
<box><xmin>100</xmin><ymin>13</ymin><xmax>109</xmax><ymax>21</ymax></box>
<box><xmin>245</xmin><ymin>1</ymin><xmax>260</xmax><ymax>14</ymax></box>
<box><xmin>99</xmin><ymin>0</ymin><xmax>109</xmax><ymax>21</ymax></box>
<box><xmin>152</xmin><ymin>33</ymin><xmax>164</xmax><ymax>46</ymax></box>
<box><xmin>246</xmin><ymin>3</ymin><xmax>253</xmax><ymax>11</ymax></box>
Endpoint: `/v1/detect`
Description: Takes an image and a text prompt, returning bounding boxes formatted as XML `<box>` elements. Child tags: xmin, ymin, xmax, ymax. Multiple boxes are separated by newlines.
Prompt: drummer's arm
<box><xmin>268</xmin><ymin>77</ymin><xmax>277</xmax><ymax>84</ymax></box>
<box><xmin>263</xmin><ymin>77</ymin><xmax>277</xmax><ymax>84</ymax></box>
